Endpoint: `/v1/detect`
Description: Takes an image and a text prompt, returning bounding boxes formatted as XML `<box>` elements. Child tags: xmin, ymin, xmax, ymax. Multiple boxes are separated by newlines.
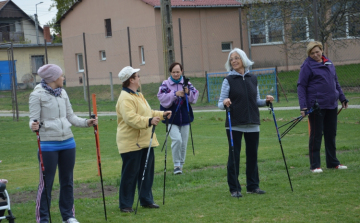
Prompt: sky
<box><xmin>12</xmin><ymin>0</ymin><xmax>58</xmax><ymax>30</ymax></box>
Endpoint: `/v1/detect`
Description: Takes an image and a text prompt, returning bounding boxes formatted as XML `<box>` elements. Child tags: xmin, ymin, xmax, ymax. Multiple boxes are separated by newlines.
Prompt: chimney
<box><xmin>43</xmin><ymin>25</ymin><xmax>52</xmax><ymax>43</ymax></box>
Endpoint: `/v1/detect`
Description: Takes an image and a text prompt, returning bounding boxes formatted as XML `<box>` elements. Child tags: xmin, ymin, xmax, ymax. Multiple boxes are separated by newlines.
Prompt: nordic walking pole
<box><xmin>338</xmin><ymin>99</ymin><xmax>349</xmax><ymax>115</ymax></box>
<box><xmin>163</xmin><ymin>117</ymin><xmax>169</xmax><ymax>205</ymax></box>
<box><xmin>226</xmin><ymin>107</ymin><xmax>240</xmax><ymax>198</ymax></box>
<box><xmin>135</xmin><ymin>125</ymin><xmax>156</xmax><ymax>214</ymax></box>
<box><xmin>91</xmin><ymin>94</ymin><xmax>107</xmax><ymax>221</ymax></box>
<box><xmin>184</xmin><ymin>91</ymin><xmax>195</xmax><ymax>155</ymax></box>
<box><xmin>269</xmin><ymin>103</ymin><xmax>293</xmax><ymax>191</ymax></box>
<box><xmin>34</xmin><ymin>119</ymin><xmax>52</xmax><ymax>223</ymax></box>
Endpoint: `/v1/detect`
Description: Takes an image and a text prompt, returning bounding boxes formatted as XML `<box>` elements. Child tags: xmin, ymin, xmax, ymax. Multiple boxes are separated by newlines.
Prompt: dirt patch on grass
<box><xmin>9</xmin><ymin>183</ymin><xmax>118</xmax><ymax>204</ymax></box>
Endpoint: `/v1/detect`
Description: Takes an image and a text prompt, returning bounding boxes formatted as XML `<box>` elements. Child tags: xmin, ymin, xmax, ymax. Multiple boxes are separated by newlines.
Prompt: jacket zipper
<box><xmin>243</xmin><ymin>75</ymin><xmax>251</xmax><ymax>123</ymax></box>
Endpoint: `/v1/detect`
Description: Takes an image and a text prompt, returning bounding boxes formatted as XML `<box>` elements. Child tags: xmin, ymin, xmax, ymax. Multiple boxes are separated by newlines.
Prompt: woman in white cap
<box><xmin>29</xmin><ymin>64</ymin><xmax>97</xmax><ymax>223</ymax></box>
<box><xmin>116</xmin><ymin>66</ymin><xmax>171</xmax><ymax>213</ymax></box>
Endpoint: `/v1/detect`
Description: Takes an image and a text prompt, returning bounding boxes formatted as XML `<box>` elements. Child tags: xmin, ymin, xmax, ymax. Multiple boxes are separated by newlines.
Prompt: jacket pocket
<box><xmin>40</xmin><ymin>94</ymin><xmax>53</xmax><ymax>109</ymax></box>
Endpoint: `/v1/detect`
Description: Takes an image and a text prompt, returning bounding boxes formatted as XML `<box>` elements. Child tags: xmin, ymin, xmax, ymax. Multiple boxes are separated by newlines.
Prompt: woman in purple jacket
<box><xmin>297</xmin><ymin>41</ymin><xmax>349</xmax><ymax>173</ymax></box>
<box><xmin>157</xmin><ymin>62</ymin><xmax>199</xmax><ymax>175</ymax></box>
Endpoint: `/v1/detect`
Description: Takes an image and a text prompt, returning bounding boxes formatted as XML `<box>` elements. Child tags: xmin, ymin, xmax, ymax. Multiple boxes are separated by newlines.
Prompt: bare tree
<box><xmin>244</xmin><ymin>0</ymin><xmax>360</xmax><ymax>59</ymax></box>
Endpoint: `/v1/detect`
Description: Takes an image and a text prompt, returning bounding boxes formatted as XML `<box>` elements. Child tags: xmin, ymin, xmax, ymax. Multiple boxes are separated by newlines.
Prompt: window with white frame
<box><xmin>291</xmin><ymin>8</ymin><xmax>314</xmax><ymax>42</ymax></box>
<box><xmin>221</xmin><ymin>42</ymin><xmax>232</xmax><ymax>52</ymax></box>
<box><xmin>250</xmin><ymin>8</ymin><xmax>283</xmax><ymax>44</ymax></box>
<box><xmin>331</xmin><ymin>2</ymin><xmax>360</xmax><ymax>39</ymax></box>
<box><xmin>139</xmin><ymin>46</ymin><xmax>145</xmax><ymax>64</ymax></box>
<box><xmin>100</xmin><ymin>51</ymin><xmax>106</xmax><ymax>61</ymax></box>
<box><xmin>77</xmin><ymin>54</ymin><xmax>84</xmax><ymax>72</ymax></box>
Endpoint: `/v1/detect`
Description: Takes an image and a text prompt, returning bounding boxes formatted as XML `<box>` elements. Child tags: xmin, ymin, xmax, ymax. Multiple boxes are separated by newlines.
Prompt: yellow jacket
<box><xmin>116</xmin><ymin>88</ymin><xmax>164</xmax><ymax>154</ymax></box>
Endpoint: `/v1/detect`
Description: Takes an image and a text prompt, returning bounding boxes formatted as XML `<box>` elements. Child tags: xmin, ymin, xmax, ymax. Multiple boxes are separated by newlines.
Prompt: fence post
<box><xmin>110</xmin><ymin>72</ymin><xmax>114</xmax><ymax>101</ymax></box>
<box><xmin>83</xmin><ymin>32</ymin><xmax>91</xmax><ymax>117</ymax></box>
<box><xmin>127</xmin><ymin>27</ymin><xmax>132</xmax><ymax>66</ymax></box>
<box><xmin>82</xmin><ymin>72</ymin><xmax>87</xmax><ymax>102</ymax></box>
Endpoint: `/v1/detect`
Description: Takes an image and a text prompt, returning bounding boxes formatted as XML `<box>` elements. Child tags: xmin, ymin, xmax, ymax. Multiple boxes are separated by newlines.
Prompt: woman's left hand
<box><xmin>184</xmin><ymin>87</ymin><xmax>189</xmax><ymax>94</ymax></box>
<box><xmin>87</xmin><ymin>116</ymin><xmax>98</xmax><ymax>127</ymax></box>
<box><xmin>266</xmin><ymin>95</ymin><xmax>274</xmax><ymax>103</ymax></box>
<box><xmin>341</xmin><ymin>100</ymin><xmax>349</xmax><ymax>109</ymax></box>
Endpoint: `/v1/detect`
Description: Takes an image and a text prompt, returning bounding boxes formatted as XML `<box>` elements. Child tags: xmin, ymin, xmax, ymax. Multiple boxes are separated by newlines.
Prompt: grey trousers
<box><xmin>168</xmin><ymin>124</ymin><xmax>190</xmax><ymax>167</ymax></box>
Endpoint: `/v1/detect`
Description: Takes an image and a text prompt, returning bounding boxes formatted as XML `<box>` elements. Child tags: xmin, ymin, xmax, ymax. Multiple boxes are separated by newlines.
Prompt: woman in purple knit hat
<box><xmin>29</xmin><ymin>64</ymin><xmax>97</xmax><ymax>223</ymax></box>
<box><xmin>297</xmin><ymin>41</ymin><xmax>349</xmax><ymax>173</ymax></box>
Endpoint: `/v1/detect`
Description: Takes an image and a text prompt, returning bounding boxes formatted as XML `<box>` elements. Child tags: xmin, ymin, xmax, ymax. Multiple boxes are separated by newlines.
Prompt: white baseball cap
<box><xmin>118</xmin><ymin>66</ymin><xmax>140</xmax><ymax>82</ymax></box>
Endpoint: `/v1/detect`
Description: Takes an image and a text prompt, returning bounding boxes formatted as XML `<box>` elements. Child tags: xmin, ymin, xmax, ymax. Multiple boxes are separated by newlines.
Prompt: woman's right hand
<box><xmin>223</xmin><ymin>98</ymin><xmax>232</xmax><ymax>108</ymax></box>
<box><xmin>151</xmin><ymin>117</ymin><xmax>161</xmax><ymax>126</ymax></box>
<box><xmin>31</xmin><ymin>121</ymin><xmax>40</xmax><ymax>131</ymax></box>
<box><xmin>175</xmin><ymin>90</ymin><xmax>185</xmax><ymax>97</ymax></box>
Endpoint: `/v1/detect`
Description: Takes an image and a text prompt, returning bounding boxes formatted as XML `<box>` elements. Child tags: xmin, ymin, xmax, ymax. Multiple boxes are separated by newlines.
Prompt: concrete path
<box><xmin>1</xmin><ymin>105</ymin><xmax>359</xmax><ymax>117</ymax></box>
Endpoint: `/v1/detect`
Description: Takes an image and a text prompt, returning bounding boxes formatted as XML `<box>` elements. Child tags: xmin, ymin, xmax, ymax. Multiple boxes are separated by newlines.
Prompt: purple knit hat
<box><xmin>37</xmin><ymin>64</ymin><xmax>63</xmax><ymax>83</ymax></box>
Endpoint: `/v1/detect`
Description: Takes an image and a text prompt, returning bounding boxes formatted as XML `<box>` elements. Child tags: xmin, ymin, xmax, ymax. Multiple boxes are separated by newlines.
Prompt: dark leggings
<box><xmin>36</xmin><ymin>148</ymin><xmax>76</xmax><ymax>223</ymax></box>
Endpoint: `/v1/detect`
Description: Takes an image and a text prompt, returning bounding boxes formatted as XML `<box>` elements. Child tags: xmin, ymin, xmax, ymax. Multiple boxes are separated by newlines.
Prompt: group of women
<box><xmin>28</xmin><ymin>41</ymin><xmax>348</xmax><ymax>222</ymax></box>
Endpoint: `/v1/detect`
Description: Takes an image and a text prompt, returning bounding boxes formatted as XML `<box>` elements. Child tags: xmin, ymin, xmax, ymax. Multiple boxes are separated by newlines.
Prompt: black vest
<box><xmin>225</xmin><ymin>74</ymin><xmax>260</xmax><ymax>127</ymax></box>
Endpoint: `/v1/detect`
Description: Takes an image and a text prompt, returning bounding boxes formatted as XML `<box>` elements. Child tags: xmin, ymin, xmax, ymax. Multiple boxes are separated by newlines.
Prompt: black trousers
<box><xmin>119</xmin><ymin>148</ymin><xmax>155</xmax><ymax>209</ymax></box>
<box><xmin>308</xmin><ymin>108</ymin><xmax>341</xmax><ymax>169</ymax></box>
<box><xmin>36</xmin><ymin>148</ymin><xmax>76</xmax><ymax>223</ymax></box>
<box><xmin>226</xmin><ymin>130</ymin><xmax>260</xmax><ymax>193</ymax></box>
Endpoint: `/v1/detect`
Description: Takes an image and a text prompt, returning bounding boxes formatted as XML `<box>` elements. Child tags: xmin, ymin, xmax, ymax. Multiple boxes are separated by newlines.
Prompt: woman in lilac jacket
<box><xmin>157</xmin><ymin>62</ymin><xmax>199</xmax><ymax>174</ymax></box>
<box><xmin>297</xmin><ymin>41</ymin><xmax>349</xmax><ymax>173</ymax></box>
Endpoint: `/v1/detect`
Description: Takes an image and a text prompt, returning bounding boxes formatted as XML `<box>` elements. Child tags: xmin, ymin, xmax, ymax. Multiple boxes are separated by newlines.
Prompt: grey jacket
<box><xmin>29</xmin><ymin>84</ymin><xmax>89</xmax><ymax>141</ymax></box>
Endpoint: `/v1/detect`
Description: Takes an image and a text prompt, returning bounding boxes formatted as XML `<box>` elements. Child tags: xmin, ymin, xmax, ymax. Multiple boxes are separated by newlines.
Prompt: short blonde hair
<box><xmin>306</xmin><ymin>41</ymin><xmax>323</xmax><ymax>56</ymax></box>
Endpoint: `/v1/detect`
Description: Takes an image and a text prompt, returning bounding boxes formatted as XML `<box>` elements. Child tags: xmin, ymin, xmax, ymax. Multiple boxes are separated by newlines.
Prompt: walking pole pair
<box><xmin>135</xmin><ymin>125</ymin><xmax>156</xmax><ymax>214</ymax></box>
<box><xmin>182</xmin><ymin>75</ymin><xmax>195</xmax><ymax>155</ymax></box>
<box><xmin>91</xmin><ymin>94</ymin><xmax>107</xmax><ymax>221</ymax></box>
<box><xmin>278</xmin><ymin>102</ymin><xmax>320</xmax><ymax>138</ymax></box>
<box><xmin>269</xmin><ymin>103</ymin><xmax>293</xmax><ymax>191</ymax></box>
<box><xmin>226</xmin><ymin>107</ymin><xmax>241</xmax><ymax>198</ymax></box>
<box><xmin>34</xmin><ymin>120</ymin><xmax>52</xmax><ymax>223</ymax></box>
<box><xmin>163</xmin><ymin>118</ymin><xmax>169</xmax><ymax>205</ymax></box>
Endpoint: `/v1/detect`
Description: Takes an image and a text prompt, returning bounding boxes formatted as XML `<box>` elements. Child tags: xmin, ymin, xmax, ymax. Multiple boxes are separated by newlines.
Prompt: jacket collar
<box><xmin>168</xmin><ymin>76</ymin><xmax>184</xmax><ymax>85</ymax></box>
<box><xmin>122</xmin><ymin>87</ymin><xmax>138</xmax><ymax>95</ymax></box>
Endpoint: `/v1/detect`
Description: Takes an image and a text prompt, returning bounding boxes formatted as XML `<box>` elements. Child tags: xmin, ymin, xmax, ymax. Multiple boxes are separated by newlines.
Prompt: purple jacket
<box><xmin>297</xmin><ymin>56</ymin><xmax>346</xmax><ymax>110</ymax></box>
<box><xmin>157</xmin><ymin>77</ymin><xmax>199</xmax><ymax>108</ymax></box>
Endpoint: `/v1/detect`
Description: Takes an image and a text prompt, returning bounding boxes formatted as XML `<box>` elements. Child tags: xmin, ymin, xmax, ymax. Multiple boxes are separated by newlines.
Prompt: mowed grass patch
<box><xmin>0</xmin><ymin>109</ymin><xmax>359</xmax><ymax>222</ymax></box>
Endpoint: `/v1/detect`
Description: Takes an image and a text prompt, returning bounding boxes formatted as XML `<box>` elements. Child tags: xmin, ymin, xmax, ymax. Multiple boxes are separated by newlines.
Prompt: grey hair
<box><xmin>224</xmin><ymin>48</ymin><xmax>254</xmax><ymax>72</ymax></box>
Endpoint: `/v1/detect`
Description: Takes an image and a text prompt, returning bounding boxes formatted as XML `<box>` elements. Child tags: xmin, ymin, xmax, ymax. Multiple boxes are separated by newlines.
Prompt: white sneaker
<box><xmin>335</xmin><ymin>165</ymin><xmax>347</xmax><ymax>169</ymax></box>
<box><xmin>311</xmin><ymin>168</ymin><xmax>323</xmax><ymax>173</ymax></box>
<box><xmin>63</xmin><ymin>218</ymin><xmax>79</xmax><ymax>223</ymax></box>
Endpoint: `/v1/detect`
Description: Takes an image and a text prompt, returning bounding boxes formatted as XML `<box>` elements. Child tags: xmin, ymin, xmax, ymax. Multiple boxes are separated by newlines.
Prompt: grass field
<box><xmin>1</xmin><ymin>108</ymin><xmax>359</xmax><ymax>222</ymax></box>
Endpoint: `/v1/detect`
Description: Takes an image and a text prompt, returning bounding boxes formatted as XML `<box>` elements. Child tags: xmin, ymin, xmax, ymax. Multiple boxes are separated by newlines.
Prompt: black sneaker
<box><xmin>231</xmin><ymin>191</ymin><xmax>242</xmax><ymax>197</ymax></box>
<box><xmin>174</xmin><ymin>167</ymin><xmax>182</xmax><ymax>175</ymax></box>
<box><xmin>246</xmin><ymin>188</ymin><xmax>266</xmax><ymax>194</ymax></box>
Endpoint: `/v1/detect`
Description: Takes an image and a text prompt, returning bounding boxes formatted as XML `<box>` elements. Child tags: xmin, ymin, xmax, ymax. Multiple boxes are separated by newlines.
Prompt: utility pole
<box><xmin>161</xmin><ymin>0</ymin><xmax>175</xmax><ymax>79</ymax></box>
<box><xmin>35</xmin><ymin>2</ymin><xmax>43</xmax><ymax>45</ymax></box>
<box><xmin>35</xmin><ymin>14</ymin><xmax>39</xmax><ymax>44</ymax></box>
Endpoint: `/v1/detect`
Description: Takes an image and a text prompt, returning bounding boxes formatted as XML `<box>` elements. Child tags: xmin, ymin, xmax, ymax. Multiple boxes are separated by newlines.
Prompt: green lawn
<box><xmin>1</xmin><ymin>109</ymin><xmax>359</xmax><ymax>222</ymax></box>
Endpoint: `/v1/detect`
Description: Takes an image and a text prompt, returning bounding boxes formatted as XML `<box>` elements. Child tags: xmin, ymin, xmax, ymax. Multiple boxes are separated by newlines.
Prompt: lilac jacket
<box><xmin>157</xmin><ymin>77</ymin><xmax>199</xmax><ymax>108</ymax></box>
<box><xmin>297</xmin><ymin>56</ymin><xmax>346</xmax><ymax>110</ymax></box>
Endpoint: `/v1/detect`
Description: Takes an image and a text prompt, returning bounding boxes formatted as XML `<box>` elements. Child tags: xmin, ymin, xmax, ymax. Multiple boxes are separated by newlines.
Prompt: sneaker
<box><xmin>120</xmin><ymin>207</ymin><xmax>134</xmax><ymax>213</ymax></box>
<box><xmin>174</xmin><ymin>166</ymin><xmax>182</xmax><ymax>175</ymax></box>
<box><xmin>62</xmin><ymin>218</ymin><xmax>79</xmax><ymax>223</ymax></box>
<box><xmin>247</xmin><ymin>188</ymin><xmax>266</xmax><ymax>194</ymax></box>
<box><xmin>311</xmin><ymin>168</ymin><xmax>323</xmax><ymax>173</ymax></box>
<box><xmin>335</xmin><ymin>164</ymin><xmax>347</xmax><ymax>169</ymax></box>
<box><xmin>231</xmin><ymin>191</ymin><xmax>242</xmax><ymax>197</ymax></box>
